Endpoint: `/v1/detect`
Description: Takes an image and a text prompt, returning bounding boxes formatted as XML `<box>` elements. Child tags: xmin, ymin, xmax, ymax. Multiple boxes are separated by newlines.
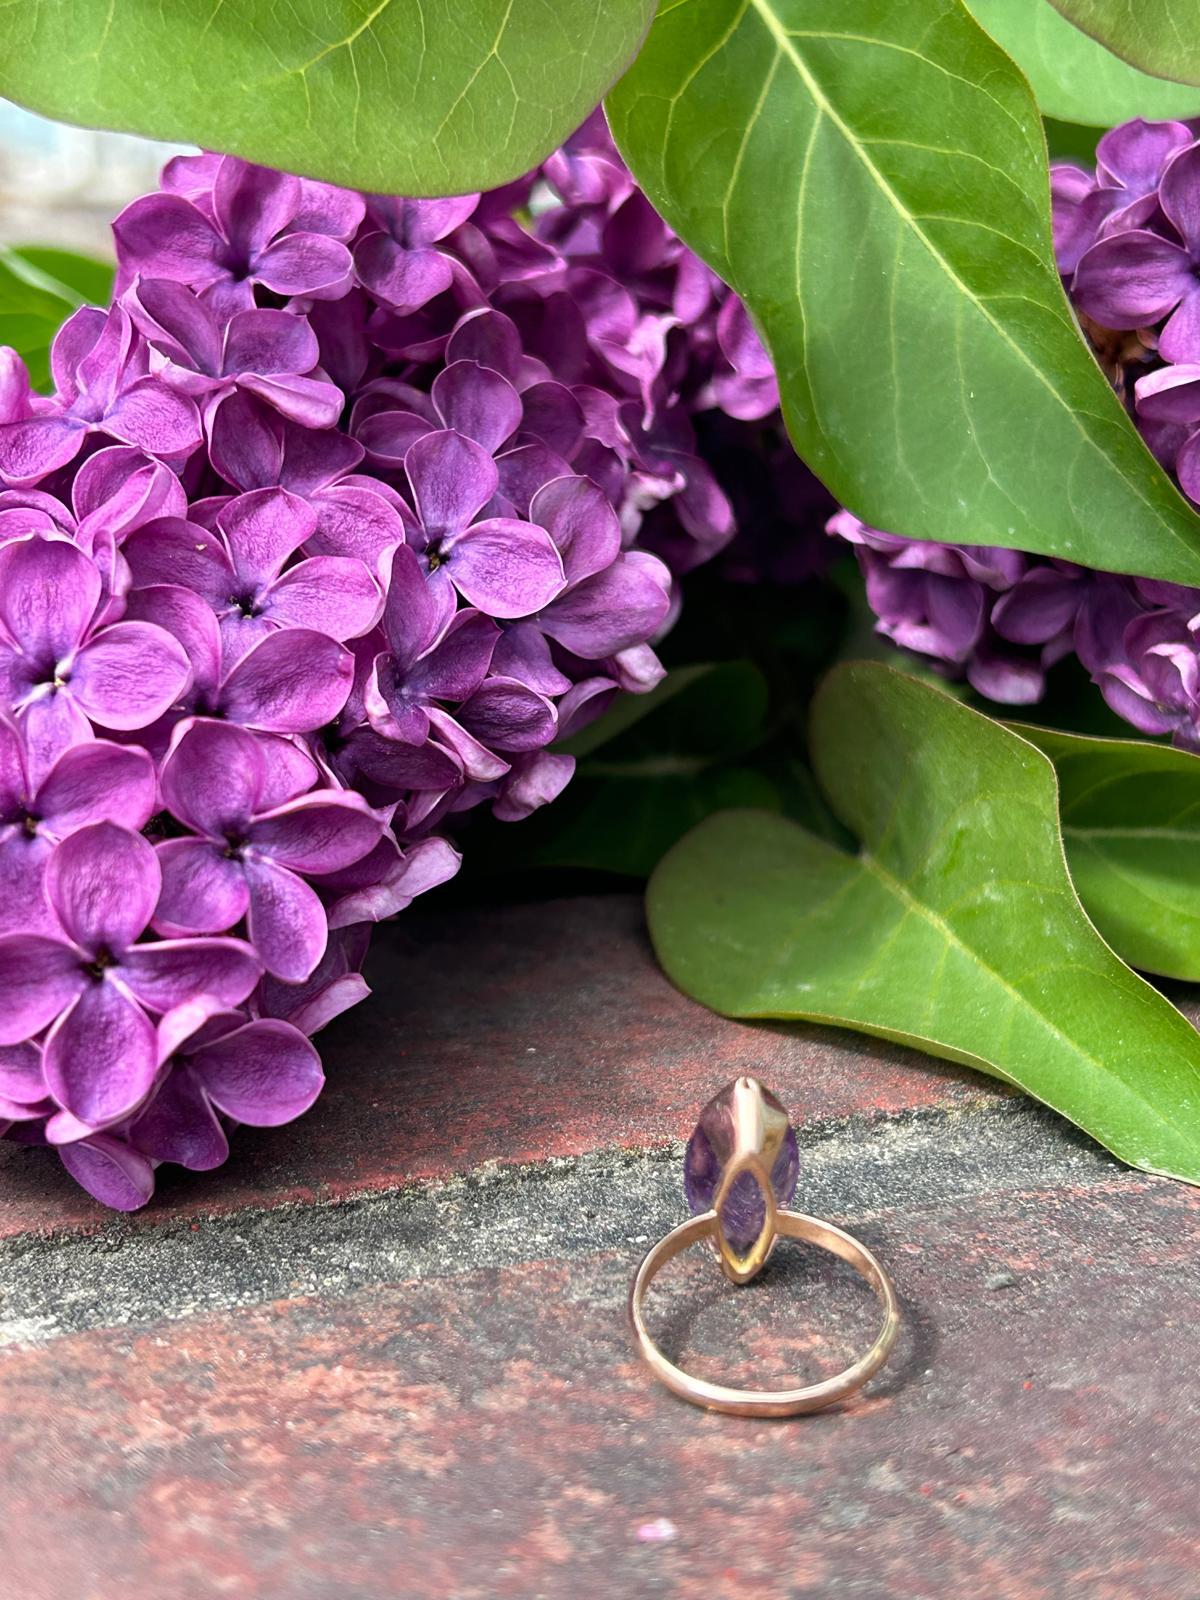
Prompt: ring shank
<box><xmin>629</xmin><ymin>1209</ymin><xmax>900</xmax><ymax>1417</ymax></box>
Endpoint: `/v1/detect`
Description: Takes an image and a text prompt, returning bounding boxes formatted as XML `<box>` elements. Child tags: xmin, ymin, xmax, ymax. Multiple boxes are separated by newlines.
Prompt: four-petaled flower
<box><xmin>0</xmin><ymin>822</ymin><xmax>262</xmax><ymax>1127</ymax></box>
<box><xmin>154</xmin><ymin>719</ymin><xmax>385</xmax><ymax>981</ymax></box>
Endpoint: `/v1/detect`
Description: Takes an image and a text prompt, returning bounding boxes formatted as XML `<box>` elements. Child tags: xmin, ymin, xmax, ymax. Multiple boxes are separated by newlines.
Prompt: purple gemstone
<box><xmin>684</xmin><ymin>1077</ymin><xmax>799</xmax><ymax>1252</ymax></box>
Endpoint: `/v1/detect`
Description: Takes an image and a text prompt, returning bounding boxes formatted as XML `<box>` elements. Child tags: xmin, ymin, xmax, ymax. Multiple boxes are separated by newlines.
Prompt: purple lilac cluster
<box><xmin>828</xmin><ymin>118</ymin><xmax>1200</xmax><ymax>745</ymax></box>
<box><xmin>0</xmin><ymin>119</ymin><xmax>777</xmax><ymax>1208</ymax></box>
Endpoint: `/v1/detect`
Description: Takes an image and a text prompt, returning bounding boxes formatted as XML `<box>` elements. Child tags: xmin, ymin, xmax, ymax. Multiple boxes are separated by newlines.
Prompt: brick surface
<box><xmin>2</xmin><ymin>892</ymin><xmax>1196</xmax><ymax>1599</ymax></box>
<box><xmin>0</xmin><ymin>1159</ymin><xmax>1195</xmax><ymax>1600</ymax></box>
<box><xmin>0</xmin><ymin>895</ymin><xmax>993</xmax><ymax>1239</ymax></box>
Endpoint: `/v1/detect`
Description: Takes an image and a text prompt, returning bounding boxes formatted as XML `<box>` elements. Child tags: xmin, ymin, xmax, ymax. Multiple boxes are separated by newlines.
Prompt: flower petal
<box><xmin>47</xmin><ymin>822</ymin><xmax>158</xmax><ymax>953</ymax></box>
<box><xmin>1073</xmin><ymin>230</ymin><xmax>1193</xmax><ymax>328</ymax></box>
<box><xmin>309</xmin><ymin>484</ymin><xmax>409</xmax><ymax>577</ymax></box>
<box><xmin>249</xmin><ymin>792</ymin><xmax>383</xmax><ymax>874</ymax></box>
<box><xmin>43</xmin><ymin>981</ymin><xmax>158</xmax><ymax>1125</ymax></box>
<box><xmin>104</xmin><ymin>377</ymin><xmax>202</xmax><ymax>457</ymax></box>
<box><xmin>154</xmin><ymin>838</ymin><xmax>250</xmax><ymax>936</ymax></box>
<box><xmin>253</xmin><ymin>231</ymin><xmax>353</xmax><ymax>298</ymax></box>
<box><xmin>0</xmin><ymin>534</ymin><xmax>100</xmax><ymax>661</ymax></box>
<box><xmin>0</xmin><ymin>933</ymin><xmax>82</xmax><ymax>1043</ymax></box>
<box><xmin>243</xmin><ymin>857</ymin><xmax>329</xmax><ymax>981</ymax></box>
<box><xmin>36</xmin><ymin>739</ymin><xmax>157</xmax><ymax>835</ymax></box>
<box><xmin>59</xmin><ymin>1133</ymin><xmax>155</xmax><ymax>1211</ymax></box>
<box><xmin>405</xmin><ymin>428</ymin><xmax>498</xmax><ymax>539</ymax></box>
<box><xmin>207</xmin><ymin>389</ymin><xmax>285</xmax><ymax>489</ymax></box>
<box><xmin>0</xmin><ymin>416</ymin><xmax>87</xmax><ymax>483</ymax></box>
<box><xmin>432</xmin><ymin>360</ymin><xmax>522</xmax><ymax>453</ymax></box>
<box><xmin>218</xmin><ymin>486</ymin><xmax>317</xmax><ymax>590</ymax></box>
<box><xmin>264</xmin><ymin>556</ymin><xmax>380</xmax><ymax>639</ymax></box>
<box><xmin>529</xmin><ymin>475</ymin><xmax>621</xmax><ymax>583</ymax></box>
<box><xmin>123</xmin><ymin>514</ymin><xmax>233</xmax><ymax>602</ymax></box>
<box><xmin>540</xmin><ymin>551</ymin><xmax>672</xmax><ymax>657</ymax></box>
<box><xmin>355</xmin><ymin>233</ymin><xmax>454</xmax><ymax>311</ymax></box>
<box><xmin>223</xmin><ymin>308</ymin><xmax>319</xmax><ymax>378</ymax></box>
<box><xmin>112</xmin><ymin>192</ymin><xmax>225</xmax><ymax>285</ymax></box>
<box><xmin>121</xmin><ymin>935</ymin><xmax>262</xmax><ymax>1012</ymax></box>
<box><xmin>161</xmin><ymin>717</ymin><xmax>264</xmax><ymax>835</ymax></box>
<box><xmin>18</xmin><ymin>691</ymin><xmax>94</xmax><ymax>793</ymax></box>
<box><xmin>70</xmin><ymin>620</ymin><xmax>191</xmax><ymax>731</ymax></box>
<box><xmin>493</xmin><ymin>751</ymin><xmax>576</xmax><ymax>822</ymax></box>
<box><xmin>129</xmin><ymin>1064</ymin><xmax>230</xmax><ymax>1170</ymax></box>
<box><xmin>457</xmin><ymin>676</ymin><xmax>557</xmax><ymax>752</ymax></box>
<box><xmin>220</xmin><ymin>628</ymin><xmax>354</xmax><ymax>732</ymax></box>
<box><xmin>190</xmin><ymin>1019</ymin><xmax>324</xmax><ymax>1125</ymax></box>
<box><xmin>446</xmin><ymin>517</ymin><xmax>566</xmax><ymax>617</ymax></box>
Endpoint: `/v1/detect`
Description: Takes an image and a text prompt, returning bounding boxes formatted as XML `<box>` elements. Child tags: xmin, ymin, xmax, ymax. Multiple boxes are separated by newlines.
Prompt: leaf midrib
<box><xmin>1063</xmin><ymin>824</ymin><xmax>1200</xmax><ymax>843</ymax></box>
<box><xmin>855</xmin><ymin>848</ymin><xmax>1199</xmax><ymax>1132</ymax></box>
<box><xmin>739</xmin><ymin>0</ymin><xmax>1199</xmax><ymax>560</ymax></box>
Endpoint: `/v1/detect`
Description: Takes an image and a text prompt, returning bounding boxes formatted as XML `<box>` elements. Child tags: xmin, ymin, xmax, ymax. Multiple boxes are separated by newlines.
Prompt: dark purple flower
<box><xmin>205</xmin><ymin>391</ymin><xmax>409</xmax><ymax>581</ymax></box>
<box><xmin>355</xmin><ymin>195</ymin><xmax>480</xmax><ymax>312</ymax></box>
<box><xmin>0</xmin><ymin>534</ymin><xmax>191</xmax><ymax>782</ymax></box>
<box><xmin>127</xmin><ymin>582</ymin><xmax>355</xmax><ymax>737</ymax></box>
<box><xmin>0</xmin><ymin>719</ymin><xmax>156</xmax><ymax>934</ymax></box>
<box><xmin>114</xmin><ymin>156</ymin><xmax>356</xmax><ymax>313</ymax></box>
<box><xmin>129</xmin><ymin>1004</ymin><xmax>324</xmax><ymax>1171</ymax></box>
<box><xmin>401</xmin><ymin>428</ymin><xmax>566</xmax><ymax>618</ymax></box>
<box><xmin>1074</xmin><ymin>144</ymin><xmax>1200</xmax><ymax>359</ymax></box>
<box><xmin>155</xmin><ymin>719</ymin><xmax>384</xmax><ymax>981</ymax></box>
<box><xmin>0</xmin><ymin>821</ymin><xmax>261</xmax><ymax>1126</ymax></box>
<box><xmin>124</xmin><ymin>487</ymin><xmax>381</xmax><ymax>651</ymax></box>
<box><xmin>1100</xmin><ymin>610</ymin><xmax>1200</xmax><ymax>744</ymax></box>
<box><xmin>0</xmin><ymin>306</ymin><xmax>200</xmax><ymax>483</ymax></box>
<box><xmin>127</xmin><ymin>279</ymin><xmax>344</xmax><ymax>428</ymax></box>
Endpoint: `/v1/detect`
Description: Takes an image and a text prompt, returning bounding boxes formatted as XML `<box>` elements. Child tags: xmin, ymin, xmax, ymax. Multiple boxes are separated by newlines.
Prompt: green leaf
<box><xmin>606</xmin><ymin>0</ymin><xmax>1200</xmax><ymax>587</ymax></box>
<box><xmin>0</xmin><ymin>0</ymin><xmax>655</xmax><ymax>194</ymax></box>
<box><xmin>647</xmin><ymin>662</ymin><xmax>1200</xmax><ymax>1181</ymax></box>
<box><xmin>965</xmin><ymin>0</ymin><xmax>1200</xmax><ymax>124</ymax></box>
<box><xmin>6</xmin><ymin>247</ymin><xmax>114</xmax><ymax>308</ymax></box>
<box><xmin>514</xmin><ymin>764</ymin><xmax>782</xmax><ymax>878</ymax></box>
<box><xmin>1042</xmin><ymin>118</ymin><xmax>1099</xmax><ymax>166</ymax></box>
<box><xmin>1016</xmin><ymin>723</ymin><xmax>1200</xmax><ymax>980</ymax></box>
<box><xmin>472</xmin><ymin>661</ymin><xmax>776</xmax><ymax>878</ymax></box>
<box><xmin>0</xmin><ymin>245</ymin><xmax>108</xmax><ymax>390</ymax></box>
<box><xmin>1047</xmin><ymin>1</ymin><xmax>1200</xmax><ymax>89</ymax></box>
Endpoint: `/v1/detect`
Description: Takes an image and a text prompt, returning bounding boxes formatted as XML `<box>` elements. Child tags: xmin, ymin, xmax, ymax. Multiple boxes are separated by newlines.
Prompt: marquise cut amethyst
<box><xmin>684</xmin><ymin>1077</ymin><xmax>799</xmax><ymax>1252</ymax></box>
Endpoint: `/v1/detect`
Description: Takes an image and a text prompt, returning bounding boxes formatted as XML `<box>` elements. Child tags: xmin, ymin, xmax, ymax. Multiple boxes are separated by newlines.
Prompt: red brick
<box><xmin>0</xmin><ymin>1175</ymin><xmax>1196</xmax><ymax>1600</ymax></box>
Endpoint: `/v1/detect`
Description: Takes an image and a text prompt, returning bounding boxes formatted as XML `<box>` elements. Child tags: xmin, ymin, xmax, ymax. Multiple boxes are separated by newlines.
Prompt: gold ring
<box><xmin>628</xmin><ymin>1076</ymin><xmax>901</xmax><ymax>1416</ymax></box>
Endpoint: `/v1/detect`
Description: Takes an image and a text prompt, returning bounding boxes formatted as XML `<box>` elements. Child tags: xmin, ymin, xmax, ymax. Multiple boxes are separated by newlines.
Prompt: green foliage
<box><xmin>1018</xmin><ymin>724</ymin><xmax>1200</xmax><ymax>980</ymax></box>
<box><xmin>0</xmin><ymin>246</ymin><xmax>113</xmax><ymax>390</ymax></box>
<box><xmin>1048</xmin><ymin>0</ymin><xmax>1200</xmax><ymax>88</ymax></box>
<box><xmin>0</xmin><ymin>0</ymin><xmax>654</xmax><ymax>193</ymax></box>
<box><xmin>486</xmin><ymin>662</ymin><xmax>779</xmax><ymax>878</ymax></box>
<box><xmin>607</xmin><ymin>0</ymin><xmax>1200</xmax><ymax>586</ymax></box>
<box><xmin>648</xmin><ymin>664</ymin><xmax>1200</xmax><ymax>1181</ymax></box>
<box><xmin>965</xmin><ymin>0</ymin><xmax>1200</xmax><ymax>124</ymax></box>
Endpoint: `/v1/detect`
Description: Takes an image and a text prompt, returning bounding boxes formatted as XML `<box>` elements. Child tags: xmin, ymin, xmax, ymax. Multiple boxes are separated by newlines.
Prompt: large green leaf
<box><xmin>647</xmin><ymin>663</ymin><xmax>1200</xmax><ymax>1180</ymax></box>
<box><xmin>1048</xmin><ymin>1</ymin><xmax>1200</xmax><ymax>89</ymax></box>
<box><xmin>606</xmin><ymin>0</ymin><xmax>1200</xmax><ymax>586</ymax></box>
<box><xmin>0</xmin><ymin>0</ymin><xmax>654</xmax><ymax>193</ymax></box>
<box><xmin>1018</xmin><ymin>723</ymin><xmax>1200</xmax><ymax>980</ymax></box>
<box><xmin>0</xmin><ymin>246</ymin><xmax>111</xmax><ymax>390</ymax></box>
<box><xmin>966</xmin><ymin>0</ymin><xmax>1200</xmax><ymax>123</ymax></box>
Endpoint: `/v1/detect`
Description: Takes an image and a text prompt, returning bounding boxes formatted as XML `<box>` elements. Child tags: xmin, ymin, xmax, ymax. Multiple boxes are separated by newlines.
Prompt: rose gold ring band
<box><xmin>628</xmin><ymin>1209</ymin><xmax>901</xmax><ymax>1417</ymax></box>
